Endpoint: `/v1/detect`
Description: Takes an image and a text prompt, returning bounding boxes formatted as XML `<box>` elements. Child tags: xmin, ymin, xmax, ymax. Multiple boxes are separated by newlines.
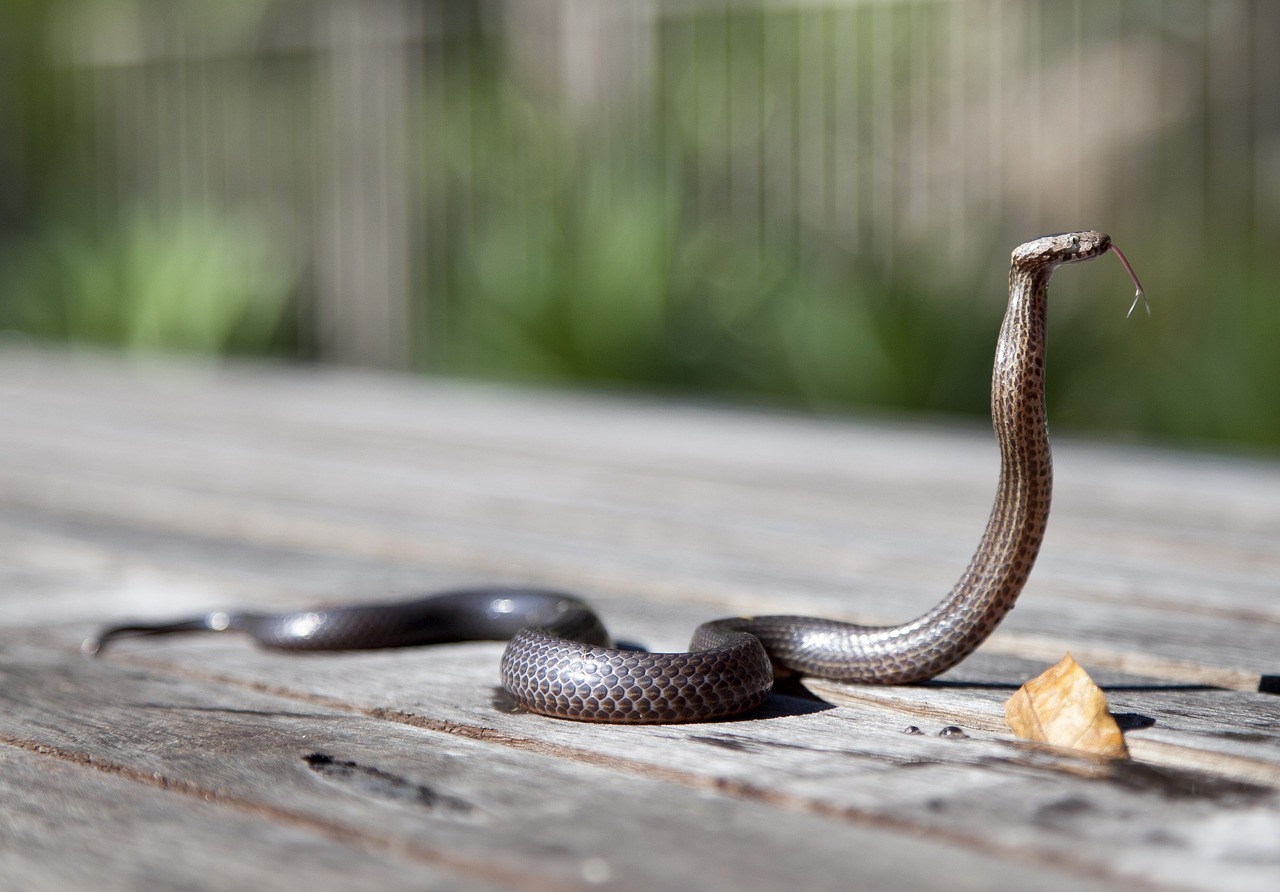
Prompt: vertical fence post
<box><xmin>315</xmin><ymin>0</ymin><xmax>413</xmax><ymax>367</ymax></box>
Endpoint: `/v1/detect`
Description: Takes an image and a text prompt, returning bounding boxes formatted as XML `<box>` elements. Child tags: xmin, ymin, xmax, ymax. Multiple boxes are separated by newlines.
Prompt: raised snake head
<box><xmin>1012</xmin><ymin>230</ymin><xmax>1112</xmax><ymax>272</ymax></box>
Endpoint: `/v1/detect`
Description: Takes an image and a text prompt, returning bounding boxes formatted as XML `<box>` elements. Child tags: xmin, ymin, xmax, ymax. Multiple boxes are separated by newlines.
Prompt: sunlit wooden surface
<box><xmin>2</xmin><ymin>349</ymin><xmax>1277</xmax><ymax>891</ymax></box>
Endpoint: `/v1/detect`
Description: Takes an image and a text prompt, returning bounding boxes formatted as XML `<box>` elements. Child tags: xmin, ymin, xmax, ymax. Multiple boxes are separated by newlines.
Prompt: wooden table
<box><xmin>2</xmin><ymin>349</ymin><xmax>1277</xmax><ymax>891</ymax></box>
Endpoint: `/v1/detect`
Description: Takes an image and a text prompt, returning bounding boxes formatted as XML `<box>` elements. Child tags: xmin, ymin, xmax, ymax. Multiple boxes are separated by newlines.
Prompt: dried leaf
<box><xmin>1004</xmin><ymin>653</ymin><xmax>1129</xmax><ymax>758</ymax></box>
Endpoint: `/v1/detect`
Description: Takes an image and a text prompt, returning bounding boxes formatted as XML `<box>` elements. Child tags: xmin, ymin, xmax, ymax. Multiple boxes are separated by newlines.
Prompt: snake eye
<box><xmin>1068</xmin><ymin>235</ymin><xmax>1081</xmax><ymax>247</ymax></box>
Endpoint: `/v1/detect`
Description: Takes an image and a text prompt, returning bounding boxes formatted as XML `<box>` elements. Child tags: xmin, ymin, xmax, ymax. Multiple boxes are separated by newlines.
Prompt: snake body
<box><xmin>87</xmin><ymin>231</ymin><xmax>1123</xmax><ymax>724</ymax></box>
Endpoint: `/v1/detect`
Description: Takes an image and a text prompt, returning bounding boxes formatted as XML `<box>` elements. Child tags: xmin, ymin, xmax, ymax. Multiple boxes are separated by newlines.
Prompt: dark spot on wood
<box><xmin>1214</xmin><ymin>730</ymin><xmax>1274</xmax><ymax>744</ymax></box>
<box><xmin>1033</xmin><ymin>795</ymin><xmax>1096</xmax><ymax>829</ymax></box>
<box><xmin>689</xmin><ymin>734</ymin><xmax>755</xmax><ymax>753</ymax></box>
<box><xmin>303</xmin><ymin>753</ymin><xmax>477</xmax><ymax>815</ymax></box>
<box><xmin>1110</xmin><ymin>713</ymin><xmax>1156</xmax><ymax>732</ymax></box>
<box><xmin>1103</xmin><ymin>760</ymin><xmax>1270</xmax><ymax>803</ymax></box>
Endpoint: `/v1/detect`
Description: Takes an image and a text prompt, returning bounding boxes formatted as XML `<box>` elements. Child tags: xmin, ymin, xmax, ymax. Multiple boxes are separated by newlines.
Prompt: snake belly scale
<box><xmin>86</xmin><ymin>231</ymin><xmax>1127</xmax><ymax>724</ymax></box>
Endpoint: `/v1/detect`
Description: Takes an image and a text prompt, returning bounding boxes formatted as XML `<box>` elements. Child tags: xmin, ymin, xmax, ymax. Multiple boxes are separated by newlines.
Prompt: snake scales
<box><xmin>86</xmin><ymin>231</ymin><xmax>1142</xmax><ymax>724</ymax></box>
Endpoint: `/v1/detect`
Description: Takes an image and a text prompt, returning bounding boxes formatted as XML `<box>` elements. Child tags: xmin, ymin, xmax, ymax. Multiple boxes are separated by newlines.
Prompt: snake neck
<box><xmin>911</xmin><ymin>264</ymin><xmax>1053</xmax><ymax>657</ymax></box>
<box><xmin>741</xmin><ymin>261</ymin><xmax>1059</xmax><ymax>683</ymax></box>
<box><xmin>822</xmin><ymin>263</ymin><xmax>1055</xmax><ymax>684</ymax></box>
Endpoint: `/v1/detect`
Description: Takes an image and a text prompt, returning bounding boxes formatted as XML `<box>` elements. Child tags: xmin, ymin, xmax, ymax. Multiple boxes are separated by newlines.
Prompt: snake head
<box><xmin>1012</xmin><ymin>231</ymin><xmax>1111</xmax><ymax>271</ymax></box>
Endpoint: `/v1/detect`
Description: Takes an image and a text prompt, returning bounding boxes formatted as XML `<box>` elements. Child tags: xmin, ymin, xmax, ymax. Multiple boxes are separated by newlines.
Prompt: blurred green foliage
<box><xmin>423</xmin><ymin>8</ymin><xmax>1002</xmax><ymax>416</ymax></box>
<box><xmin>2</xmin><ymin>1</ymin><xmax>1278</xmax><ymax>455</ymax></box>
<box><xmin>416</xmin><ymin>3</ymin><xmax>1280</xmax><ymax>454</ymax></box>
<box><xmin>437</xmin><ymin>153</ymin><xmax>1001</xmax><ymax>418</ymax></box>
<box><xmin>2</xmin><ymin>208</ymin><xmax>295</xmax><ymax>354</ymax></box>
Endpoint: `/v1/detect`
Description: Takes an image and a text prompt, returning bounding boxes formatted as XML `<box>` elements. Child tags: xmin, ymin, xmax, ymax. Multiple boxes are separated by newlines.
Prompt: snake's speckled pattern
<box><xmin>86</xmin><ymin>232</ymin><xmax>1120</xmax><ymax>723</ymax></box>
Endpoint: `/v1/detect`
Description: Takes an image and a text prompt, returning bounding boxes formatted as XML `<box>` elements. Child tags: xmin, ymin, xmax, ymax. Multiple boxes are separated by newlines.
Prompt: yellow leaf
<box><xmin>1004</xmin><ymin>653</ymin><xmax>1129</xmax><ymax>758</ymax></box>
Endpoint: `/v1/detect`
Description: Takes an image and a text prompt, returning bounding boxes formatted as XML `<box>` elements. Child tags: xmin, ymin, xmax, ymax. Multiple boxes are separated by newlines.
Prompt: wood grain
<box><xmin>1</xmin><ymin>349</ymin><xmax>1278</xmax><ymax>890</ymax></box>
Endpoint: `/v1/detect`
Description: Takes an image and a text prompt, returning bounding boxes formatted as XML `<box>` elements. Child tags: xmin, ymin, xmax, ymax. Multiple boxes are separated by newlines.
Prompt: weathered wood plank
<box><xmin>7</xmin><ymin>620</ymin><xmax>1278</xmax><ymax>891</ymax></box>
<box><xmin>1</xmin><ymin>351</ymin><xmax>1276</xmax><ymax>688</ymax></box>
<box><xmin>9</xmin><ymin>502</ymin><xmax>1276</xmax><ymax>803</ymax></box>
<box><xmin>0</xmin><ymin>746</ymin><xmax>505</xmax><ymax>892</ymax></box>
<box><xmin>11</xmin><ymin>520</ymin><xmax>1279</xmax><ymax>892</ymax></box>
<box><xmin>1</xmin><ymin>635</ymin><xmax>1126</xmax><ymax>892</ymax></box>
<box><xmin>1</xmin><ymin>429</ymin><xmax>1275</xmax><ymax>688</ymax></box>
<box><xmin>3</xmin><ymin>350</ymin><xmax>1280</xmax><ymax>890</ymax></box>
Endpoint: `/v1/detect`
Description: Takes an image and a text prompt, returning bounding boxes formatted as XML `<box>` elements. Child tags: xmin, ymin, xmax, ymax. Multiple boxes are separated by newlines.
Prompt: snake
<box><xmin>85</xmin><ymin>231</ymin><xmax>1143</xmax><ymax>724</ymax></box>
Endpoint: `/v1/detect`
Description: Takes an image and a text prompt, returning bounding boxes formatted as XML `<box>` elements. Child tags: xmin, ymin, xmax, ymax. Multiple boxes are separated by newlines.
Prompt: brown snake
<box><xmin>87</xmin><ymin>231</ymin><xmax>1143</xmax><ymax>724</ymax></box>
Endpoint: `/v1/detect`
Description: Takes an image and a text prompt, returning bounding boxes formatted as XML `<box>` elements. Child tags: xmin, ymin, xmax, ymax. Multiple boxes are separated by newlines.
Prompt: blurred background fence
<box><xmin>2</xmin><ymin>0</ymin><xmax>1278</xmax><ymax>449</ymax></box>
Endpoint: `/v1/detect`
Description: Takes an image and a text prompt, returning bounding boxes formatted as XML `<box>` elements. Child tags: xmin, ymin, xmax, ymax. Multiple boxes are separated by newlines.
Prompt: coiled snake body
<box><xmin>87</xmin><ymin>231</ymin><xmax>1137</xmax><ymax>724</ymax></box>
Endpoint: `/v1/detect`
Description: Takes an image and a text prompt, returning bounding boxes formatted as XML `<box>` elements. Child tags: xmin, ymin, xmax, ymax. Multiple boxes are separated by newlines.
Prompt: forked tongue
<box><xmin>1109</xmin><ymin>244</ymin><xmax>1149</xmax><ymax>318</ymax></box>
